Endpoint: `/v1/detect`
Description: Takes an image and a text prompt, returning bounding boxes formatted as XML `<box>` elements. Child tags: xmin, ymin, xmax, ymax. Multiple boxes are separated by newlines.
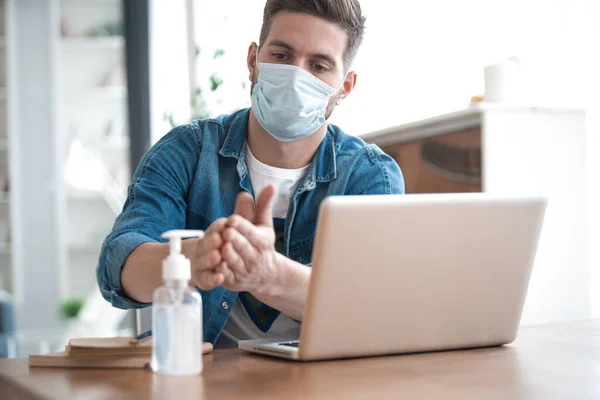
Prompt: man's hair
<box><xmin>259</xmin><ymin>0</ymin><xmax>366</xmax><ymax>70</ymax></box>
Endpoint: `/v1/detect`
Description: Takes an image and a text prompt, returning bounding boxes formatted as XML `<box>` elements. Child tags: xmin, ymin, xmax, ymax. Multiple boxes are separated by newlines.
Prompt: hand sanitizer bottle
<box><xmin>151</xmin><ymin>230</ymin><xmax>204</xmax><ymax>375</ymax></box>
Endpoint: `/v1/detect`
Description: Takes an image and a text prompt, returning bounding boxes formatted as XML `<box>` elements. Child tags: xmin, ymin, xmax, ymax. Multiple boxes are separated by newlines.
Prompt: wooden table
<box><xmin>1</xmin><ymin>320</ymin><xmax>599</xmax><ymax>399</ymax></box>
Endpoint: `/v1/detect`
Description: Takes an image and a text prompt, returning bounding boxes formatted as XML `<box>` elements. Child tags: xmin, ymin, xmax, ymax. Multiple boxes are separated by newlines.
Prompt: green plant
<box><xmin>59</xmin><ymin>297</ymin><xmax>85</xmax><ymax>319</ymax></box>
<box><xmin>164</xmin><ymin>47</ymin><xmax>226</xmax><ymax>128</ymax></box>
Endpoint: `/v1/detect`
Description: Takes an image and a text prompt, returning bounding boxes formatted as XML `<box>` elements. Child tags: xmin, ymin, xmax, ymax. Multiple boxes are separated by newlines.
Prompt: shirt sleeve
<box><xmin>96</xmin><ymin>123</ymin><xmax>202</xmax><ymax>309</ymax></box>
<box><xmin>346</xmin><ymin>144</ymin><xmax>405</xmax><ymax>196</ymax></box>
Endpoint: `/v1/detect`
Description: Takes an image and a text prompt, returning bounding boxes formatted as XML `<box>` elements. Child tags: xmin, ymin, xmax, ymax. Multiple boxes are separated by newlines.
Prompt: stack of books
<box><xmin>29</xmin><ymin>337</ymin><xmax>212</xmax><ymax>369</ymax></box>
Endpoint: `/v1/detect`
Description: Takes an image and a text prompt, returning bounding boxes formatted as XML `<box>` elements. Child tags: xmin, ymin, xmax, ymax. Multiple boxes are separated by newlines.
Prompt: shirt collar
<box><xmin>218</xmin><ymin>109</ymin><xmax>249</xmax><ymax>159</ymax></box>
<box><xmin>219</xmin><ymin>108</ymin><xmax>337</xmax><ymax>184</ymax></box>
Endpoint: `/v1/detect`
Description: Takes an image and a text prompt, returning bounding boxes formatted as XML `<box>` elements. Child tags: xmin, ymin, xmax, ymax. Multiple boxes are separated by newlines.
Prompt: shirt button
<box><xmin>221</xmin><ymin>301</ymin><xmax>229</xmax><ymax>310</ymax></box>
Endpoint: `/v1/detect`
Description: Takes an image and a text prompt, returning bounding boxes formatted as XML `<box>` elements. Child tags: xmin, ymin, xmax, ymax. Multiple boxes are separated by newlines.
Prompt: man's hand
<box><xmin>190</xmin><ymin>218</ymin><xmax>227</xmax><ymax>290</ymax></box>
<box><xmin>192</xmin><ymin>191</ymin><xmax>257</xmax><ymax>290</ymax></box>
<box><xmin>215</xmin><ymin>185</ymin><xmax>311</xmax><ymax>321</ymax></box>
<box><xmin>217</xmin><ymin>185</ymin><xmax>279</xmax><ymax>294</ymax></box>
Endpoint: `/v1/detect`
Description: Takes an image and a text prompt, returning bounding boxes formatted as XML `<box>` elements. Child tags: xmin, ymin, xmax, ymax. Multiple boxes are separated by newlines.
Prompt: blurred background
<box><xmin>0</xmin><ymin>0</ymin><xmax>598</xmax><ymax>358</ymax></box>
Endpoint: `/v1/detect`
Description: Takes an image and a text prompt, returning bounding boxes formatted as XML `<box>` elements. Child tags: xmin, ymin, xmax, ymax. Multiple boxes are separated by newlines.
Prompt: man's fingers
<box><xmin>196</xmin><ymin>232</ymin><xmax>223</xmax><ymax>258</ymax></box>
<box><xmin>195</xmin><ymin>218</ymin><xmax>227</xmax><ymax>256</ymax></box>
<box><xmin>221</xmin><ymin>241</ymin><xmax>248</xmax><ymax>276</ymax></box>
<box><xmin>195</xmin><ymin>248</ymin><xmax>222</xmax><ymax>272</ymax></box>
<box><xmin>215</xmin><ymin>262</ymin><xmax>236</xmax><ymax>286</ymax></box>
<box><xmin>254</xmin><ymin>185</ymin><xmax>276</xmax><ymax>227</ymax></box>
<box><xmin>207</xmin><ymin>217</ymin><xmax>228</xmax><ymax>234</ymax></box>
<box><xmin>194</xmin><ymin>270</ymin><xmax>224</xmax><ymax>290</ymax></box>
<box><xmin>226</xmin><ymin>215</ymin><xmax>271</xmax><ymax>250</ymax></box>
<box><xmin>223</xmin><ymin>227</ymin><xmax>261</xmax><ymax>265</ymax></box>
<box><xmin>234</xmin><ymin>191</ymin><xmax>255</xmax><ymax>221</ymax></box>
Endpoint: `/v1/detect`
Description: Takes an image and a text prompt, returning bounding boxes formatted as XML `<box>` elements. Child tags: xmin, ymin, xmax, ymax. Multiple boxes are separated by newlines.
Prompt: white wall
<box><xmin>331</xmin><ymin>0</ymin><xmax>600</xmax><ymax>134</ymax></box>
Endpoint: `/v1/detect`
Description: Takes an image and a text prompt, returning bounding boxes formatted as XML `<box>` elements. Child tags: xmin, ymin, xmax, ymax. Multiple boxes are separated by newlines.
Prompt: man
<box><xmin>97</xmin><ymin>0</ymin><xmax>404</xmax><ymax>347</ymax></box>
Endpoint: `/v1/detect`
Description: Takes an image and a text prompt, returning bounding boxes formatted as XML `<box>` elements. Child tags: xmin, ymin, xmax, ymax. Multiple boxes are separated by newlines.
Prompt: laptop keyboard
<box><xmin>279</xmin><ymin>341</ymin><xmax>300</xmax><ymax>348</ymax></box>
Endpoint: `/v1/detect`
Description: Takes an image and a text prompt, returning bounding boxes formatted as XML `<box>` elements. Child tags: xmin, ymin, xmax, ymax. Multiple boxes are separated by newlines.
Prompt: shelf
<box><xmin>361</xmin><ymin>103</ymin><xmax>586</xmax><ymax>147</ymax></box>
<box><xmin>60</xmin><ymin>36</ymin><xmax>124</xmax><ymax>49</ymax></box>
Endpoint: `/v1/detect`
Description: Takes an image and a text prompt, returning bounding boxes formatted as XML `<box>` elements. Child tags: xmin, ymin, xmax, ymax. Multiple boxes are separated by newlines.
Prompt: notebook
<box><xmin>29</xmin><ymin>337</ymin><xmax>213</xmax><ymax>369</ymax></box>
<box><xmin>66</xmin><ymin>337</ymin><xmax>153</xmax><ymax>357</ymax></box>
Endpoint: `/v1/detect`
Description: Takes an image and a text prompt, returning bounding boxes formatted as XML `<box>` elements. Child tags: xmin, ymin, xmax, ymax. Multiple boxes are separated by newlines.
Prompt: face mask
<box><xmin>251</xmin><ymin>62</ymin><xmax>342</xmax><ymax>142</ymax></box>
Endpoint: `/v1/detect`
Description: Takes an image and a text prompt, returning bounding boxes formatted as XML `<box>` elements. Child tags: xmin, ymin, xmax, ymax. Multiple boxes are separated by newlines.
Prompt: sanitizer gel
<box><xmin>151</xmin><ymin>230</ymin><xmax>204</xmax><ymax>375</ymax></box>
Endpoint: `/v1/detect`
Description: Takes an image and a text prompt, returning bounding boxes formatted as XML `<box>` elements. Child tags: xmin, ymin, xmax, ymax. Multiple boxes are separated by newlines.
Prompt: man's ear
<box><xmin>247</xmin><ymin>42</ymin><xmax>259</xmax><ymax>81</ymax></box>
<box><xmin>336</xmin><ymin>71</ymin><xmax>357</xmax><ymax>105</ymax></box>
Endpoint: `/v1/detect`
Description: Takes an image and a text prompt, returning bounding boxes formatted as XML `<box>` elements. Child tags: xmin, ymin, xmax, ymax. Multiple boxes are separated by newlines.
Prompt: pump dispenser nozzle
<box><xmin>161</xmin><ymin>230</ymin><xmax>204</xmax><ymax>281</ymax></box>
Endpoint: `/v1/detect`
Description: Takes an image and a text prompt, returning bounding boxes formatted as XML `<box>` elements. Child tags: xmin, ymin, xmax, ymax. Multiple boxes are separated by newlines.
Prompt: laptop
<box><xmin>238</xmin><ymin>193</ymin><xmax>547</xmax><ymax>361</ymax></box>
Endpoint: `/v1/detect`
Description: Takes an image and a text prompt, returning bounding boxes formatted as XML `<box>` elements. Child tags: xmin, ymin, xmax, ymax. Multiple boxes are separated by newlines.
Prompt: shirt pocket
<box><xmin>288</xmin><ymin>235</ymin><xmax>315</xmax><ymax>266</ymax></box>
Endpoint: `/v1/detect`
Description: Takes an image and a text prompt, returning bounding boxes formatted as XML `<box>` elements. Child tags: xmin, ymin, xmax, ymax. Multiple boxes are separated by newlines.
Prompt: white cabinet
<box><xmin>363</xmin><ymin>104</ymin><xmax>591</xmax><ymax>325</ymax></box>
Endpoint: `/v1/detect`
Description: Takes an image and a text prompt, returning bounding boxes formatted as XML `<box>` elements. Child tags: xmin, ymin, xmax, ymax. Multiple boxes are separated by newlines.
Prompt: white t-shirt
<box><xmin>218</xmin><ymin>145</ymin><xmax>309</xmax><ymax>347</ymax></box>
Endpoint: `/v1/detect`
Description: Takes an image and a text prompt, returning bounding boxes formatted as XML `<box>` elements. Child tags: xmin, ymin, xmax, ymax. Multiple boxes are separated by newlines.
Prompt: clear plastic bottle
<box><xmin>151</xmin><ymin>230</ymin><xmax>204</xmax><ymax>376</ymax></box>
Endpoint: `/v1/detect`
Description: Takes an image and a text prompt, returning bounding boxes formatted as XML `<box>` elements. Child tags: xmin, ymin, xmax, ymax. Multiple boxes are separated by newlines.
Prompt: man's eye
<box><xmin>313</xmin><ymin>63</ymin><xmax>327</xmax><ymax>73</ymax></box>
<box><xmin>272</xmin><ymin>52</ymin><xmax>287</xmax><ymax>61</ymax></box>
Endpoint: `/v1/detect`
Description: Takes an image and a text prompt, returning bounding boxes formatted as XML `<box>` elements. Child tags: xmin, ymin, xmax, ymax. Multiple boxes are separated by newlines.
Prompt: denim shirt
<box><xmin>96</xmin><ymin>108</ymin><xmax>404</xmax><ymax>344</ymax></box>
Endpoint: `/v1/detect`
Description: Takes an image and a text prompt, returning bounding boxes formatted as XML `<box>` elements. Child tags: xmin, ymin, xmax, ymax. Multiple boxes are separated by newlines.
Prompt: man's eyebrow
<box><xmin>266</xmin><ymin>40</ymin><xmax>295</xmax><ymax>51</ymax></box>
<box><xmin>313</xmin><ymin>53</ymin><xmax>336</xmax><ymax>66</ymax></box>
<box><xmin>267</xmin><ymin>40</ymin><xmax>337</xmax><ymax>66</ymax></box>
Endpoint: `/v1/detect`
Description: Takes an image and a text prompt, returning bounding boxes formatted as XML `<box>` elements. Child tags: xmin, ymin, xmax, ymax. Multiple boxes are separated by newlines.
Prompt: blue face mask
<box><xmin>251</xmin><ymin>62</ymin><xmax>341</xmax><ymax>142</ymax></box>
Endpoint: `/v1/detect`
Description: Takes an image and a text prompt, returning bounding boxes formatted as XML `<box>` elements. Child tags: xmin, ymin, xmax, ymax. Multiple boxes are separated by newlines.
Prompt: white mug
<box><xmin>484</xmin><ymin>56</ymin><xmax>522</xmax><ymax>102</ymax></box>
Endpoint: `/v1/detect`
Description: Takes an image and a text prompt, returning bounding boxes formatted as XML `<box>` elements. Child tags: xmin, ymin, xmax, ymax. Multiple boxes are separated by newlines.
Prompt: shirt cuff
<box><xmin>103</xmin><ymin>231</ymin><xmax>158</xmax><ymax>309</ymax></box>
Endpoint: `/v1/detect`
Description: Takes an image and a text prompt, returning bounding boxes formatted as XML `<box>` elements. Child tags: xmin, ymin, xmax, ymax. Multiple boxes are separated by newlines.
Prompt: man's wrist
<box><xmin>254</xmin><ymin>251</ymin><xmax>288</xmax><ymax>298</ymax></box>
<box><xmin>181</xmin><ymin>237</ymin><xmax>201</xmax><ymax>261</ymax></box>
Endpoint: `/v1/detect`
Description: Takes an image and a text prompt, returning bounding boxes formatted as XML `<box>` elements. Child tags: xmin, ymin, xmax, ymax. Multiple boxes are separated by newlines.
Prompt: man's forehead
<box><xmin>265</xmin><ymin>12</ymin><xmax>347</xmax><ymax>63</ymax></box>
